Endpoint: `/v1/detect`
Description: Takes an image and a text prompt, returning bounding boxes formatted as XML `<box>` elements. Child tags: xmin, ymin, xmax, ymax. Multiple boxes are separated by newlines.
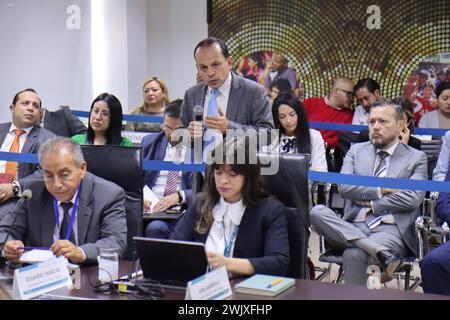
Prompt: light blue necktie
<box><xmin>203</xmin><ymin>88</ymin><xmax>221</xmax><ymax>163</ymax></box>
<box><xmin>206</xmin><ymin>88</ymin><xmax>220</xmax><ymax>117</ymax></box>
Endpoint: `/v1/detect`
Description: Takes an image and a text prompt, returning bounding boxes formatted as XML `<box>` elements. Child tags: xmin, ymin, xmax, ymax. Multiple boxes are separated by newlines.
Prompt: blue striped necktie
<box><xmin>374</xmin><ymin>151</ymin><xmax>388</xmax><ymax>177</ymax></box>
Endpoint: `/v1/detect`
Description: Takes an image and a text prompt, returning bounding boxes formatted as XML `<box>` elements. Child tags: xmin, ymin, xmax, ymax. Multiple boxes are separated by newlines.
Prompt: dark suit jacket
<box><xmin>171</xmin><ymin>198</ymin><xmax>289</xmax><ymax>276</ymax></box>
<box><xmin>0</xmin><ymin>123</ymin><xmax>56</xmax><ymax>185</ymax></box>
<box><xmin>43</xmin><ymin>108</ymin><xmax>87</xmax><ymax>138</ymax></box>
<box><xmin>141</xmin><ymin>132</ymin><xmax>193</xmax><ymax>203</ymax></box>
<box><xmin>0</xmin><ymin>172</ymin><xmax>127</xmax><ymax>265</ymax></box>
<box><xmin>181</xmin><ymin>73</ymin><xmax>274</xmax><ymax>131</ymax></box>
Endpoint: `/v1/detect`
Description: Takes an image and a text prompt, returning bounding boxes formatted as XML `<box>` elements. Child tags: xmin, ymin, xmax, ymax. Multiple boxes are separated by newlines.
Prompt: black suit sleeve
<box><xmin>63</xmin><ymin>108</ymin><xmax>87</xmax><ymax>136</ymax></box>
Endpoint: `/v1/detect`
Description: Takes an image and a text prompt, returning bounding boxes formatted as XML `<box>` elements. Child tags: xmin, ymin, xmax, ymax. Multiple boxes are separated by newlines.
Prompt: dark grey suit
<box><xmin>0</xmin><ymin>123</ymin><xmax>56</xmax><ymax>220</ymax></box>
<box><xmin>181</xmin><ymin>73</ymin><xmax>274</xmax><ymax>131</ymax></box>
<box><xmin>42</xmin><ymin>108</ymin><xmax>87</xmax><ymax>138</ymax></box>
<box><xmin>310</xmin><ymin>141</ymin><xmax>428</xmax><ymax>284</ymax></box>
<box><xmin>0</xmin><ymin>172</ymin><xmax>127</xmax><ymax>265</ymax></box>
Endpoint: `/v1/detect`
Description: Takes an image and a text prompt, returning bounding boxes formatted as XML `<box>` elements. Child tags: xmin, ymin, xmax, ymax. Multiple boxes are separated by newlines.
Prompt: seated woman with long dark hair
<box><xmin>271</xmin><ymin>92</ymin><xmax>327</xmax><ymax>172</ymax></box>
<box><xmin>171</xmin><ymin>137</ymin><xmax>289</xmax><ymax>276</ymax></box>
<box><xmin>72</xmin><ymin>93</ymin><xmax>132</xmax><ymax>146</ymax></box>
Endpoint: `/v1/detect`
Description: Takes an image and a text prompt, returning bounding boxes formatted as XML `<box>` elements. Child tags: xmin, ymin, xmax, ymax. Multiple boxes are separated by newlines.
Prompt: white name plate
<box><xmin>13</xmin><ymin>256</ymin><xmax>72</xmax><ymax>300</ymax></box>
<box><xmin>185</xmin><ymin>266</ymin><xmax>231</xmax><ymax>300</ymax></box>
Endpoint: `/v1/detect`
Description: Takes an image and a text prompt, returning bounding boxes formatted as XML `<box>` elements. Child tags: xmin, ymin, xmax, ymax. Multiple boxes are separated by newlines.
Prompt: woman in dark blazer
<box><xmin>171</xmin><ymin>137</ymin><xmax>289</xmax><ymax>277</ymax></box>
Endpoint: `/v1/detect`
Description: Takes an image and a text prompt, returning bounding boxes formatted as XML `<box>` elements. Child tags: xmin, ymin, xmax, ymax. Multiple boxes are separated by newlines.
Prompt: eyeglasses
<box><xmin>336</xmin><ymin>88</ymin><xmax>354</xmax><ymax>98</ymax></box>
<box><xmin>162</xmin><ymin>124</ymin><xmax>184</xmax><ymax>133</ymax></box>
<box><xmin>91</xmin><ymin>108</ymin><xmax>111</xmax><ymax>119</ymax></box>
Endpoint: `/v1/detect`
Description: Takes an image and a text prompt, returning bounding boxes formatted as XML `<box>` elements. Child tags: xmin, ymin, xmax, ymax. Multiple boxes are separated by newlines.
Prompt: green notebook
<box><xmin>234</xmin><ymin>274</ymin><xmax>295</xmax><ymax>297</ymax></box>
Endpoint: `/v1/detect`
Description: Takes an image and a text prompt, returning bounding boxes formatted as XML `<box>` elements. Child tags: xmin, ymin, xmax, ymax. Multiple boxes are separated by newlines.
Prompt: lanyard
<box><xmin>223</xmin><ymin>224</ymin><xmax>239</xmax><ymax>257</ymax></box>
<box><xmin>53</xmin><ymin>183</ymin><xmax>82</xmax><ymax>241</ymax></box>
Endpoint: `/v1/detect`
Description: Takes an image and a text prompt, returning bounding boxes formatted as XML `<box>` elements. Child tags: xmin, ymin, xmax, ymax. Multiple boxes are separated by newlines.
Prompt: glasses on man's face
<box><xmin>162</xmin><ymin>124</ymin><xmax>184</xmax><ymax>133</ymax></box>
<box><xmin>336</xmin><ymin>88</ymin><xmax>354</xmax><ymax>99</ymax></box>
<box><xmin>91</xmin><ymin>108</ymin><xmax>111</xmax><ymax>119</ymax></box>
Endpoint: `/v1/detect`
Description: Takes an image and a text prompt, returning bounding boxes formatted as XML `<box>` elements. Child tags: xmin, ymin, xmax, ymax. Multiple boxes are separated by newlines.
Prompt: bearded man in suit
<box><xmin>310</xmin><ymin>102</ymin><xmax>428</xmax><ymax>285</ymax></box>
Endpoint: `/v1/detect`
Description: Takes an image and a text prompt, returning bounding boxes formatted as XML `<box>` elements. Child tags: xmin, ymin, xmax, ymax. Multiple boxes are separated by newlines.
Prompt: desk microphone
<box><xmin>0</xmin><ymin>190</ymin><xmax>33</xmax><ymax>267</ymax></box>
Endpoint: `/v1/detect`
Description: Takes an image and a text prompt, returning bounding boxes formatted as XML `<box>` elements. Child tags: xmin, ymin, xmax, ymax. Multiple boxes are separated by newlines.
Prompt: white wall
<box><xmin>146</xmin><ymin>0</ymin><xmax>208</xmax><ymax>103</ymax></box>
<box><xmin>0</xmin><ymin>0</ymin><xmax>92</xmax><ymax>122</ymax></box>
<box><xmin>0</xmin><ymin>0</ymin><xmax>208</xmax><ymax>121</ymax></box>
<box><xmin>91</xmin><ymin>0</ymin><xmax>129</xmax><ymax>106</ymax></box>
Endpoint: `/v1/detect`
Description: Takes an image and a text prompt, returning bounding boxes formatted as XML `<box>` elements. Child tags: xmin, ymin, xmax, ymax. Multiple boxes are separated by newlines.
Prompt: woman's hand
<box><xmin>207</xmin><ymin>251</ymin><xmax>228</xmax><ymax>269</ymax></box>
<box><xmin>143</xmin><ymin>199</ymin><xmax>152</xmax><ymax>212</ymax></box>
<box><xmin>399</xmin><ymin>125</ymin><xmax>410</xmax><ymax>145</ymax></box>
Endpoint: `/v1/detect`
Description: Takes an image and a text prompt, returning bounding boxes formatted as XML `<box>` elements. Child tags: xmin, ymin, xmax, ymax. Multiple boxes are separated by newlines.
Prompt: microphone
<box><xmin>192</xmin><ymin>105</ymin><xmax>205</xmax><ymax>193</ymax></box>
<box><xmin>193</xmin><ymin>105</ymin><xmax>203</xmax><ymax>122</ymax></box>
<box><xmin>0</xmin><ymin>189</ymin><xmax>32</xmax><ymax>275</ymax></box>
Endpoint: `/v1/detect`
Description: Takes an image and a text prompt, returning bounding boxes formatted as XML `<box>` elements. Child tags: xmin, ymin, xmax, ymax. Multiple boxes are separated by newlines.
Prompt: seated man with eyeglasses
<box><xmin>304</xmin><ymin>77</ymin><xmax>355</xmax><ymax>172</ymax></box>
<box><xmin>141</xmin><ymin>101</ymin><xmax>193</xmax><ymax>239</ymax></box>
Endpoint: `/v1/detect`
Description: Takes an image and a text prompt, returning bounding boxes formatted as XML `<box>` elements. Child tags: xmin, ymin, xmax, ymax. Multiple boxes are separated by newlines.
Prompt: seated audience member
<box><xmin>263</xmin><ymin>52</ymin><xmax>298</xmax><ymax>92</ymax></box>
<box><xmin>0</xmin><ymin>137</ymin><xmax>127</xmax><ymax>265</ymax></box>
<box><xmin>357</xmin><ymin>99</ymin><xmax>421</xmax><ymax>151</ymax></box>
<box><xmin>142</xmin><ymin>101</ymin><xmax>192</xmax><ymax>239</ymax></box>
<box><xmin>0</xmin><ymin>88</ymin><xmax>56</xmax><ymax>220</ymax></box>
<box><xmin>72</xmin><ymin>93</ymin><xmax>132</xmax><ymax>146</ymax></box>
<box><xmin>269</xmin><ymin>78</ymin><xmax>293</xmax><ymax>102</ymax></box>
<box><xmin>433</xmin><ymin>130</ymin><xmax>450</xmax><ymax>181</ymax></box>
<box><xmin>303</xmin><ymin>77</ymin><xmax>355</xmax><ymax>172</ymax></box>
<box><xmin>125</xmin><ymin>77</ymin><xmax>169</xmax><ymax>133</ymax></box>
<box><xmin>310</xmin><ymin>102</ymin><xmax>427</xmax><ymax>286</ymax></box>
<box><xmin>418</xmin><ymin>82</ymin><xmax>450</xmax><ymax>128</ymax></box>
<box><xmin>171</xmin><ymin>136</ymin><xmax>289</xmax><ymax>277</ymax></box>
<box><xmin>352</xmin><ymin>78</ymin><xmax>383</xmax><ymax>125</ymax></box>
<box><xmin>271</xmin><ymin>92</ymin><xmax>327</xmax><ymax>172</ymax></box>
<box><xmin>41</xmin><ymin>107</ymin><xmax>87</xmax><ymax>138</ymax></box>
<box><xmin>420</xmin><ymin>161</ymin><xmax>450</xmax><ymax>296</ymax></box>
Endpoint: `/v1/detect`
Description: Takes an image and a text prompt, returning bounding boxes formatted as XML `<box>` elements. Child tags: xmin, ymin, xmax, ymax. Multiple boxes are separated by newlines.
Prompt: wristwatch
<box><xmin>11</xmin><ymin>181</ymin><xmax>21</xmax><ymax>197</ymax></box>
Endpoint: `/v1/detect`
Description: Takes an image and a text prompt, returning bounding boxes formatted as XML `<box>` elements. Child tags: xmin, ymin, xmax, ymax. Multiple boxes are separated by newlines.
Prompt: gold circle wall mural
<box><xmin>209</xmin><ymin>0</ymin><xmax>450</xmax><ymax>99</ymax></box>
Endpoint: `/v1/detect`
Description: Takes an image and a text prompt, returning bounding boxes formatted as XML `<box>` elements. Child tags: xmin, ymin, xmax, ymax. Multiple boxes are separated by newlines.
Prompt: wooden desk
<box><xmin>39</xmin><ymin>261</ymin><xmax>450</xmax><ymax>300</ymax></box>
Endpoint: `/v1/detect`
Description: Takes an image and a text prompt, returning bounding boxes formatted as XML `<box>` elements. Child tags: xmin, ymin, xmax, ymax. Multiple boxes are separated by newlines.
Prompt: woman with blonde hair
<box><xmin>125</xmin><ymin>76</ymin><xmax>170</xmax><ymax>132</ymax></box>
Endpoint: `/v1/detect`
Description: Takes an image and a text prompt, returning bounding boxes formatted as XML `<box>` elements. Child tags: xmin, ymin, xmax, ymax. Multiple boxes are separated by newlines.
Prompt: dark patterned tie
<box><xmin>60</xmin><ymin>202</ymin><xmax>75</xmax><ymax>243</ymax></box>
<box><xmin>164</xmin><ymin>145</ymin><xmax>183</xmax><ymax>196</ymax></box>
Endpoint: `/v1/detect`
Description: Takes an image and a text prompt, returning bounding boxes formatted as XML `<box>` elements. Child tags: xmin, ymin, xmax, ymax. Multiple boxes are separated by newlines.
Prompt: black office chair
<box><xmin>81</xmin><ymin>145</ymin><xmax>144</xmax><ymax>260</ymax></box>
<box><xmin>257</xmin><ymin>152</ymin><xmax>311</xmax><ymax>279</ymax></box>
<box><xmin>420</xmin><ymin>137</ymin><xmax>442</xmax><ymax>180</ymax></box>
<box><xmin>314</xmin><ymin>195</ymin><xmax>424</xmax><ymax>290</ymax></box>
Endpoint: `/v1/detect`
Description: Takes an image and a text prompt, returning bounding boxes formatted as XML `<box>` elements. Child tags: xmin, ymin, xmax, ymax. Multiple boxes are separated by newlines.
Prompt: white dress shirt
<box><xmin>205</xmin><ymin>197</ymin><xmax>246</xmax><ymax>257</ymax></box>
<box><xmin>0</xmin><ymin>124</ymin><xmax>33</xmax><ymax>173</ymax></box>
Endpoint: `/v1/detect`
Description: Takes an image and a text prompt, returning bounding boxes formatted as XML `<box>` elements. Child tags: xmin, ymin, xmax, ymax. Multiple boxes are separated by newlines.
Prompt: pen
<box><xmin>266</xmin><ymin>278</ymin><xmax>283</xmax><ymax>288</ymax></box>
<box><xmin>17</xmin><ymin>246</ymin><xmax>51</xmax><ymax>251</ymax></box>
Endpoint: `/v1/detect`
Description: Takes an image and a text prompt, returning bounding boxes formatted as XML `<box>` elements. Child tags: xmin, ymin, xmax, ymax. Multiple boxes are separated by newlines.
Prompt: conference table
<box><xmin>22</xmin><ymin>261</ymin><xmax>449</xmax><ymax>300</ymax></box>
